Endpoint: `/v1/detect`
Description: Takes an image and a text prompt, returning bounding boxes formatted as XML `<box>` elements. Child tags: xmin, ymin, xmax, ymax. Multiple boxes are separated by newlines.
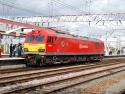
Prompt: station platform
<box><xmin>0</xmin><ymin>55</ymin><xmax>26</xmax><ymax>65</ymax></box>
<box><xmin>0</xmin><ymin>57</ymin><xmax>24</xmax><ymax>61</ymax></box>
<box><xmin>1</xmin><ymin>54</ymin><xmax>11</xmax><ymax>57</ymax></box>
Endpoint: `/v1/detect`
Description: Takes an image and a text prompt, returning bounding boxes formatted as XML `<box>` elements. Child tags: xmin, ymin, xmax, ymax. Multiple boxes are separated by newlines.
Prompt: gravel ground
<box><xmin>22</xmin><ymin>69</ymin><xmax>125</xmax><ymax>94</ymax></box>
<box><xmin>2</xmin><ymin>58</ymin><xmax>125</xmax><ymax>94</ymax></box>
<box><xmin>49</xmin><ymin>71</ymin><xmax>125</xmax><ymax>94</ymax></box>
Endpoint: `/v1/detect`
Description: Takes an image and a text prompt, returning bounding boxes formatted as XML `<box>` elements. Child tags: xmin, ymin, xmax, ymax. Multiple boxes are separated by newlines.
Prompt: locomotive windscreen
<box><xmin>26</xmin><ymin>35</ymin><xmax>44</xmax><ymax>42</ymax></box>
<box><xmin>36</xmin><ymin>35</ymin><xmax>44</xmax><ymax>42</ymax></box>
<box><xmin>27</xmin><ymin>35</ymin><xmax>34</xmax><ymax>42</ymax></box>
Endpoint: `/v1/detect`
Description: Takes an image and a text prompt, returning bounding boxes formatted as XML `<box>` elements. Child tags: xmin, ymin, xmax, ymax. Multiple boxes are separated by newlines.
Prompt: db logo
<box><xmin>61</xmin><ymin>41</ymin><xmax>65</xmax><ymax>47</ymax></box>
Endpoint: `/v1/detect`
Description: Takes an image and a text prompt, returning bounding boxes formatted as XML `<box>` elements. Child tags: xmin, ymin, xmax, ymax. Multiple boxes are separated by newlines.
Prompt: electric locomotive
<box><xmin>23</xmin><ymin>28</ymin><xmax>104</xmax><ymax>66</ymax></box>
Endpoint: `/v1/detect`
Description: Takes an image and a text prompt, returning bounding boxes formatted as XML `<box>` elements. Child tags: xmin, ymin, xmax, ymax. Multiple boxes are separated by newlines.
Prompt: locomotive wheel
<box><xmin>34</xmin><ymin>55</ymin><xmax>43</xmax><ymax>66</ymax></box>
<box><xmin>26</xmin><ymin>56</ymin><xmax>38</xmax><ymax>66</ymax></box>
<box><xmin>26</xmin><ymin>59</ymin><xmax>32</xmax><ymax>67</ymax></box>
<box><xmin>26</xmin><ymin>61</ymin><xmax>30</xmax><ymax>67</ymax></box>
<box><xmin>25</xmin><ymin>56</ymin><xmax>31</xmax><ymax>67</ymax></box>
<box><xmin>99</xmin><ymin>56</ymin><xmax>103</xmax><ymax>62</ymax></box>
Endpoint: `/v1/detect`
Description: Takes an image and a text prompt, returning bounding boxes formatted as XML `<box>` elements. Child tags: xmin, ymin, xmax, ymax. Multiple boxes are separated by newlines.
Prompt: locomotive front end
<box><xmin>24</xmin><ymin>30</ymin><xmax>46</xmax><ymax>66</ymax></box>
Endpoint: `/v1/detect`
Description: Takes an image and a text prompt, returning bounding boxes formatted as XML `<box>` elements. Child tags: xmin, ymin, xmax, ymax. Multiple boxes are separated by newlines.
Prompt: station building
<box><xmin>0</xmin><ymin>30</ymin><xmax>25</xmax><ymax>54</ymax></box>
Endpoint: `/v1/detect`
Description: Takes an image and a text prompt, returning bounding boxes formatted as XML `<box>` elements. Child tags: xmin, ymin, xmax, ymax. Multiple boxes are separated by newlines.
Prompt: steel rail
<box><xmin>42</xmin><ymin>66</ymin><xmax>125</xmax><ymax>94</ymax></box>
<box><xmin>0</xmin><ymin>59</ymin><xmax>125</xmax><ymax>86</ymax></box>
<box><xmin>0</xmin><ymin>62</ymin><xmax>122</xmax><ymax>86</ymax></box>
<box><xmin>0</xmin><ymin>62</ymin><xmax>125</xmax><ymax>93</ymax></box>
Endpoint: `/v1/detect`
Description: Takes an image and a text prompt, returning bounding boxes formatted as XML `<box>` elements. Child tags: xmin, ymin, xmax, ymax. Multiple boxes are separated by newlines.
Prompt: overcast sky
<box><xmin>0</xmin><ymin>0</ymin><xmax>125</xmax><ymax>34</ymax></box>
<box><xmin>1</xmin><ymin>0</ymin><xmax>125</xmax><ymax>48</ymax></box>
<box><xmin>0</xmin><ymin>0</ymin><xmax>125</xmax><ymax>16</ymax></box>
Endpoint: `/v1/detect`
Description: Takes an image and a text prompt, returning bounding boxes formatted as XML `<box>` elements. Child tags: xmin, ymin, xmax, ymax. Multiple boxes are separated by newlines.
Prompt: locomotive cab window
<box><xmin>47</xmin><ymin>36</ymin><xmax>51</xmax><ymax>43</ymax></box>
<box><xmin>36</xmin><ymin>35</ymin><xmax>44</xmax><ymax>42</ymax></box>
<box><xmin>95</xmin><ymin>42</ymin><xmax>99</xmax><ymax>48</ymax></box>
<box><xmin>27</xmin><ymin>35</ymin><xmax>34</xmax><ymax>42</ymax></box>
<box><xmin>47</xmin><ymin>36</ymin><xmax>57</xmax><ymax>43</ymax></box>
<box><xmin>54</xmin><ymin>37</ymin><xmax>57</xmax><ymax>41</ymax></box>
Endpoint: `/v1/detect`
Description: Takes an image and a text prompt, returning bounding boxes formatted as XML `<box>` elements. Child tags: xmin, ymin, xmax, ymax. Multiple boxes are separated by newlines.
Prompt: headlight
<box><xmin>24</xmin><ymin>48</ymin><xmax>28</xmax><ymax>52</ymax></box>
<box><xmin>38</xmin><ymin>49</ymin><xmax>45</xmax><ymax>52</ymax></box>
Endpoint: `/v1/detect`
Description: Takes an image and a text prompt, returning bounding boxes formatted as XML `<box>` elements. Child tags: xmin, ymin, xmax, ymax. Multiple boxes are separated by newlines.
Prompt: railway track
<box><xmin>0</xmin><ymin>59</ymin><xmax>125</xmax><ymax>94</ymax></box>
<box><xmin>0</xmin><ymin>56</ymin><xmax>124</xmax><ymax>74</ymax></box>
<box><xmin>0</xmin><ymin>62</ymin><xmax>120</xmax><ymax>86</ymax></box>
<box><xmin>0</xmin><ymin>63</ymin><xmax>95</xmax><ymax>74</ymax></box>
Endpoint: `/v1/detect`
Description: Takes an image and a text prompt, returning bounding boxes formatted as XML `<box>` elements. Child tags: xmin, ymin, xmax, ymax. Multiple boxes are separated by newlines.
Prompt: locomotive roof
<box><xmin>28</xmin><ymin>29</ymin><xmax>102</xmax><ymax>43</ymax></box>
<box><xmin>52</xmin><ymin>30</ymin><xmax>102</xmax><ymax>42</ymax></box>
<box><xmin>46</xmin><ymin>28</ymin><xmax>102</xmax><ymax>42</ymax></box>
<box><xmin>47</xmin><ymin>28</ymin><xmax>100</xmax><ymax>42</ymax></box>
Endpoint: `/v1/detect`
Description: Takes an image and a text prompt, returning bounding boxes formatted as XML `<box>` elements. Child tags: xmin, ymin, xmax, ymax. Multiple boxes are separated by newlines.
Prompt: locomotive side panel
<box><xmin>46</xmin><ymin>36</ymin><xmax>104</xmax><ymax>55</ymax></box>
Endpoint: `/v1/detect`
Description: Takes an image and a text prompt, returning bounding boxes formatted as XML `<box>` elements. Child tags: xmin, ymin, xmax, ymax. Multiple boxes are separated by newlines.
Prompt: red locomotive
<box><xmin>23</xmin><ymin>28</ymin><xmax>104</xmax><ymax>66</ymax></box>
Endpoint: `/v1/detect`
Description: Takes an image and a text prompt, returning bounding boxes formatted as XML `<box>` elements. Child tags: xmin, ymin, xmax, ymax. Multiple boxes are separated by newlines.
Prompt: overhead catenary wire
<box><xmin>53</xmin><ymin>0</ymin><xmax>86</xmax><ymax>14</ymax></box>
<box><xmin>50</xmin><ymin>2</ymin><xmax>78</xmax><ymax>15</ymax></box>
<box><xmin>0</xmin><ymin>0</ymin><xmax>46</xmax><ymax>16</ymax></box>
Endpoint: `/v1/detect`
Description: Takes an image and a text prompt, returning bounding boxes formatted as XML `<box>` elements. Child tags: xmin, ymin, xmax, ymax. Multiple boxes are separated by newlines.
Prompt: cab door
<box><xmin>46</xmin><ymin>36</ymin><xmax>57</xmax><ymax>53</ymax></box>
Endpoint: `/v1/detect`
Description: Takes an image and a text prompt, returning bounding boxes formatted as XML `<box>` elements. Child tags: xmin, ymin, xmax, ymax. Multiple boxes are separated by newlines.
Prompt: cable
<box><xmin>0</xmin><ymin>0</ymin><xmax>45</xmax><ymax>15</ymax></box>
<box><xmin>53</xmin><ymin>0</ymin><xmax>86</xmax><ymax>14</ymax></box>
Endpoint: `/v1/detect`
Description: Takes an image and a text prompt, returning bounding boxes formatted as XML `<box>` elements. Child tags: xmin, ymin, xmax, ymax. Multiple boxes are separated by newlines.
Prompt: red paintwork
<box><xmin>25</xmin><ymin>29</ymin><xmax>104</xmax><ymax>55</ymax></box>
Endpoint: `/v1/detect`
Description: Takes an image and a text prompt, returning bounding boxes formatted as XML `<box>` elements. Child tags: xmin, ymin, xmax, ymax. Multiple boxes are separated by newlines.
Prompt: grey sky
<box><xmin>0</xmin><ymin>0</ymin><xmax>125</xmax><ymax>35</ymax></box>
<box><xmin>1</xmin><ymin>0</ymin><xmax>125</xmax><ymax>46</ymax></box>
<box><xmin>0</xmin><ymin>0</ymin><xmax>125</xmax><ymax>16</ymax></box>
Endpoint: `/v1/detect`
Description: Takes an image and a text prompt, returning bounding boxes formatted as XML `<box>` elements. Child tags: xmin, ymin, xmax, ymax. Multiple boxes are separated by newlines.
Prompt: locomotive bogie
<box><xmin>24</xmin><ymin>54</ymin><xmax>104</xmax><ymax>66</ymax></box>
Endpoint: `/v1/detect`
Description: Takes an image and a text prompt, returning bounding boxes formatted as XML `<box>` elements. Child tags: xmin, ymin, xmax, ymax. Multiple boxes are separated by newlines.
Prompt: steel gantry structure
<box><xmin>3</xmin><ymin>13</ymin><xmax>125</xmax><ymax>26</ymax></box>
<box><xmin>0</xmin><ymin>13</ymin><xmax>125</xmax><ymax>55</ymax></box>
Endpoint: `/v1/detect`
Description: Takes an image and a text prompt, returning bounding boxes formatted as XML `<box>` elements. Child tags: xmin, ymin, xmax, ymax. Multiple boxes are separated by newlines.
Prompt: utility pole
<box><xmin>85</xmin><ymin>0</ymin><xmax>92</xmax><ymax>14</ymax></box>
<box><xmin>105</xmin><ymin>32</ymin><xmax>109</xmax><ymax>55</ymax></box>
<box><xmin>49</xmin><ymin>0</ymin><xmax>54</xmax><ymax>17</ymax></box>
<box><xmin>116</xmin><ymin>35</ymin><xmax>121</xmax><ymax>51</ymax></box>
